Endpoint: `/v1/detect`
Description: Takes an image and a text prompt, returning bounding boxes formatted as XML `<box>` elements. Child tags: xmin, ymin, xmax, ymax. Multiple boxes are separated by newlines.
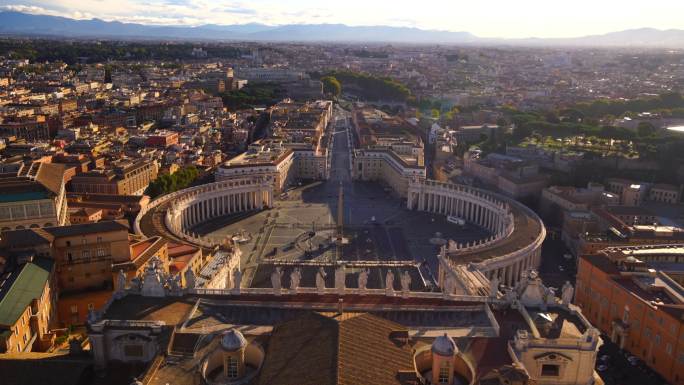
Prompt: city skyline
<box><xmin>2</xmin><ymin>0</ymin><xmax>684</xmax><ymax>39</ymax></box>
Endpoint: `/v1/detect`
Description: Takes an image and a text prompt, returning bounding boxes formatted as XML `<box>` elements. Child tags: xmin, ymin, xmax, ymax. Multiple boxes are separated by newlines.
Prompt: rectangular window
<box><xmin>123</xmin><ymin>344</ymin><xmax>143</xmax><ymax>357</ymax></box>
<box><xmin>438</xmin><ymin>364</ymin><xmax>450</xmax><ymax>383</ymax></box>
<box><xmin>227</xmin><ymin>356</ymin><xmax>239</xmax><ymax>378</ymax></box>
<box><xmin>541</xmin><ymin>364</ymin><xmax>560</xmax><ymax>377</ymax></box>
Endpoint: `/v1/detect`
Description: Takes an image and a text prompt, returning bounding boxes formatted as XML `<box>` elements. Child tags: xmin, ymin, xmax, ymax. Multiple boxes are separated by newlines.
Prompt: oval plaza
<box><xmin>136</xmin><ymin>106</ymin><xmax>545</xmax><ymax>295</ymax></box>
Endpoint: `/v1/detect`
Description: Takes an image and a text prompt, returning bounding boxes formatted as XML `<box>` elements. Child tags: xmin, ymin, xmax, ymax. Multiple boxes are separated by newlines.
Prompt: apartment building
<box><xmin>69</xmin><ymin>158</ymin><xmax>158</xmax><ymax>195</ymax></box>
<box><xmin>0</xmin><ymin>162</ymin><xmax>69</xmax><ymax>231</ymax></box>
<box><xmin>606</xmin><ymin>178</ymin><xmax>681</xmax><ymax>206</ymax></box>
<box><xmin>0</xmin><ymin>257</ymin><xmax>56</xmax><ymax>353</ymax></box>
<box><xmin>216</xmin><ymin>142</ymin><xmax>296</xmax><ymax>194</ymax></box>
<box><xmin>0</xmin><ymin>116</ymin><xmax>50</xmax><ymax>141</ymax></box>
<box><xmin>576</xmin><ymin>245</ymin><xmax>684</xmax><ymax>384</ymax></box>
<box><xmin>464</xmin><ymin>152</ymin><xmax>549</xmax><ymax>199</ymax></box>
<box><xmin>0</xmin><ymin>221</ymin><xmax>168</xmax><ymax>326</ymax></box>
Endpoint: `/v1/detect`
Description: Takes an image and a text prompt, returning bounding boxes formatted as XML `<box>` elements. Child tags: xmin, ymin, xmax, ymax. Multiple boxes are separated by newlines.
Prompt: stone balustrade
<box><xmin>189</xmin><ymin>286</ymin><xmax>495</xmax><ymax>304</ymax></box>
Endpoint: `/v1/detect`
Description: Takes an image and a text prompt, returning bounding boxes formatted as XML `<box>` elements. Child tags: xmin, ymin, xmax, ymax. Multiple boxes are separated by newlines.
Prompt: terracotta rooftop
<box><xmin>256</xmin><ymin>312</ymin><xmax>415</xmax><ymax>385</ymax></box>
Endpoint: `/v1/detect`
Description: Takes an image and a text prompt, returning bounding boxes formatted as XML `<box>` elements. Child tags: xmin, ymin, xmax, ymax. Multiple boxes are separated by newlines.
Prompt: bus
<box><xmin>447</xmin><ymin>216</ymin><xmax>465</xmax><ymax>226</ymax></box>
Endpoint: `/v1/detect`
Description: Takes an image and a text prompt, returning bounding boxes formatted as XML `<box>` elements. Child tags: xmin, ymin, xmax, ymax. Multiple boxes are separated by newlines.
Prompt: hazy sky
<box><xmin>2</xmin><ymin>0</ymin><xmax>684</xmax><ymax>38</ymax></box>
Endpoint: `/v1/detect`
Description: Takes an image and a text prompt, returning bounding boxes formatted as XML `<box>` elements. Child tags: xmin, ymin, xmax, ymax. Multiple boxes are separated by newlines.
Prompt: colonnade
<box><xmin>407</xmin><ymin>179</ymin><xmax>514</xmax><ymax>245</ymax></box>
<box><xmin>136</xmin><ymin>178</ymin><xmax>274</xmax><ymax>248</ymax></box>
<box><xmin>178</xmin><ymin>189</ymin><xmax>270</xmax><ymax>229</ymax></box>
<box><xmin>480</xmin><ymin>247</ymin><xmax>542</xmax><ymax>287</ymax></box>
<box><xmin>408</xmin><ymin>179</ymin><xmax>545</xmax><ymax>287</ymax></box>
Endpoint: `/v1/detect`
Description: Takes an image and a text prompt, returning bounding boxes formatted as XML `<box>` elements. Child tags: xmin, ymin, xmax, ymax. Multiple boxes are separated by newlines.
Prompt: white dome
<box><xmin>220</xmin><ymin>329</ymin><xmax>247</xmax><ymax>351</ymax></box>
<box><xmin>432</xmin><ymin>333</ymin><xmax>457</xmax><ymax>356</ymax></box>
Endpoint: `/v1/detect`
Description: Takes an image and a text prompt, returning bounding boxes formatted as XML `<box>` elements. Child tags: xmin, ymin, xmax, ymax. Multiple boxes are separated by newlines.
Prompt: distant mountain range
<box><xmin>1</xmin><ymin>11</ymin><xmax>683</xmax><ymax>47</ymax></box>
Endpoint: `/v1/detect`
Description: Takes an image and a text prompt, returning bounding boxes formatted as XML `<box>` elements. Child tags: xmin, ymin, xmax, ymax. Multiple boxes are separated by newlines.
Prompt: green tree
<box><xmin>321</xmin><ymin>76</ymin><xmax>341</xmax><ymax>97</ymax></box>
<box><xmin>637</xmin><ymin>121</ymin><xmax>656</xmax><ymax>138</ymax></box>
<box><xmin>146</xmin><ymin>166</ymin><xmax>200</xmax><ymax>198</ymax></box>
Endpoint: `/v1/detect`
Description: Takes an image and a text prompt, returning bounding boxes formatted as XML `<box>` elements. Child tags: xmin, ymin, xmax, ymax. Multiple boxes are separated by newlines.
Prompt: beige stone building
<box><xmin>0</xmin><ymin>162</ymin><xmax>69</xmax><ymax>231</ymax></box>
<box><xmin>353</xmin><ymin>148</ymin><xmax>426</xmax><ymax>197</ymax></box>
<box><xmin>0</xmin><ymin>221</ymin><xmax>169</xmax><ymax>326</ymax></box>
<box><xmin>69</xmin><ymin>158</ymin><xmax>158</xmax><ymax>195</ymax></box>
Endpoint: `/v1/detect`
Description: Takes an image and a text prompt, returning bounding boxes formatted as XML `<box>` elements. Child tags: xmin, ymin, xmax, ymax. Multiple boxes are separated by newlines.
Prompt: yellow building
<box><xmin>0</xmin><ymin>258</ymin><xmax>56</xmax><ymax>353</ymax></box>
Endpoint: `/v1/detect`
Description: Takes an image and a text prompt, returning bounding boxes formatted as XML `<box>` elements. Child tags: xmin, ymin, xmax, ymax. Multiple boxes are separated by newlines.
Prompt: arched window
<box><xmin>438</xmin><ymin>361</ymin><xmax>450</xmax><ymax>384</ymax></box>
<box><xmin>226</xmin><ymin>356</ymin><xmax>239</xmax><ymax>379</ymax></box>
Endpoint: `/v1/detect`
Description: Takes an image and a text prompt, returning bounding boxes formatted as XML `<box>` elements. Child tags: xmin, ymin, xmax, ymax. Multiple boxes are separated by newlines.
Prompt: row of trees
<box><xmin>0</xmin><ymin>40</ymin><xmax>243</xmax><ymax>64</ymax></box>
<box><xmin>508</xmin><ymin>110</ymin><xmax>676</xmax><ymax>142</ymax></box>
<box><xmin>321</xmin><ymin>76</ymin><xmax>342</xmax><ymax>98</ymax></box>
<box><xmin>219</xmin><ymin>83</ymin><xmax>286</xmax><ymax>110</ymax></box>
<box><xmin>324</xmin><ymin>70</ymin><xmax>411</xmax><ymax>102</ymax></box>
<box><xmin>574</xmin><ymin>92</ymin><xmax>684</xmax><ymax>118</ymax></box>
<box><xmin>146</xmin><ymin>166</ymin><xmax>200</xmax><ymax>198</ymax></box>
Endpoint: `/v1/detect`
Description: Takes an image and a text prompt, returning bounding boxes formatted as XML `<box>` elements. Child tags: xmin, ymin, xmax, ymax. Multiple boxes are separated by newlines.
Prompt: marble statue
<box><xmin>515</xmin><ymin>271</ymin><xmax>528</xmax><ymax>293</ymax></box>
<box><xmin>290</xmin><ymin>268</ymin><xmax>302</xmax><ymax>292</ymax></box>
<box><xmin>335</xmin><ymin>265</ymin><xmax>346</xmax><ymax>293</ymax></box>
<box><xmin>87</xmin><ymin>308</ymin><xmax>98</xmax><ymax>325</ymax></box>
<box><xmin>400</xmin><ymin>271</ymin><xmax>411</xmax><ymax>296</ymax></box>
<box><xmin>117</xmin><ymin>269</ymin><xmax>127</xmax><ymax>293</ymax></box>
<box><xmin>504</xmin><ymin>287</ymin><xmax>518</xmax><ymax>304</ymax></box>
<box><xmin>184</xmin><ymin>268</ymin><xmax>196</xmax><ymax>290</ymax></box>
<box><xmin>141</xmin><ymin>261</ymin><xmax>166</xmax><ymax>297</ymax></box>
<box><xmin>385</xmin><ymin>270</ymin><xmax>395</xmax><ymax>295</ymax></box>
<box><xmin>489</xmin><ymin>275</ymin><xmax>500</xmax><ymax>298</ymax></box>
<box><xmin>130</xmin><ymin>276</ymin><xmax>142</xmax><ymax>292</ymax></box>
<box><xmin>316</xmin><ymin>267</ymin><xmax>327</xmax><ymax>294</ymax></box>
<box><xmin>167</xmin><ymin>274</ymin><xmax>182</xmax><ymax>295</ymax></box>
<box><xmin>232</xmin><ymin>267</ymin><xmax>242</xmax><ymax>292</ymax></box>
<box><xmin>544</xmin><ymin>286</ymin><xmax>556</xmax><ymax>305</ymax></box>
<box><xmin>271</xmin><ymin>267</ymin><xmax>283</xmax><ymax>294</ymax></box>
<box><xmin>443</xmin><ymin>275</ymin><xmax>455</xmax><ymax>298</ymax></box>
<box><xmin>357</xmin><ymin>268</ymin><xmax>369</xmax><ymax>291</ymax></box>
<box><xmin>561</xmin><ymin>281</ymin><xmax>574</xmax><ymax>305</ymax></box>
<box><xmin>225</xmin><ymin>267</ymin><xmax>233</xmax><ymax>290</ymax></box>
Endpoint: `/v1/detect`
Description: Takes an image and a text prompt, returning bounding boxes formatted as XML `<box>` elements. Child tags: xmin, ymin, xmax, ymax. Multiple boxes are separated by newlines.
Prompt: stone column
<box><xmin>90</xmin><ymin>332</ymin><xmax>107</xmax><ymax>371</ymax></box>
